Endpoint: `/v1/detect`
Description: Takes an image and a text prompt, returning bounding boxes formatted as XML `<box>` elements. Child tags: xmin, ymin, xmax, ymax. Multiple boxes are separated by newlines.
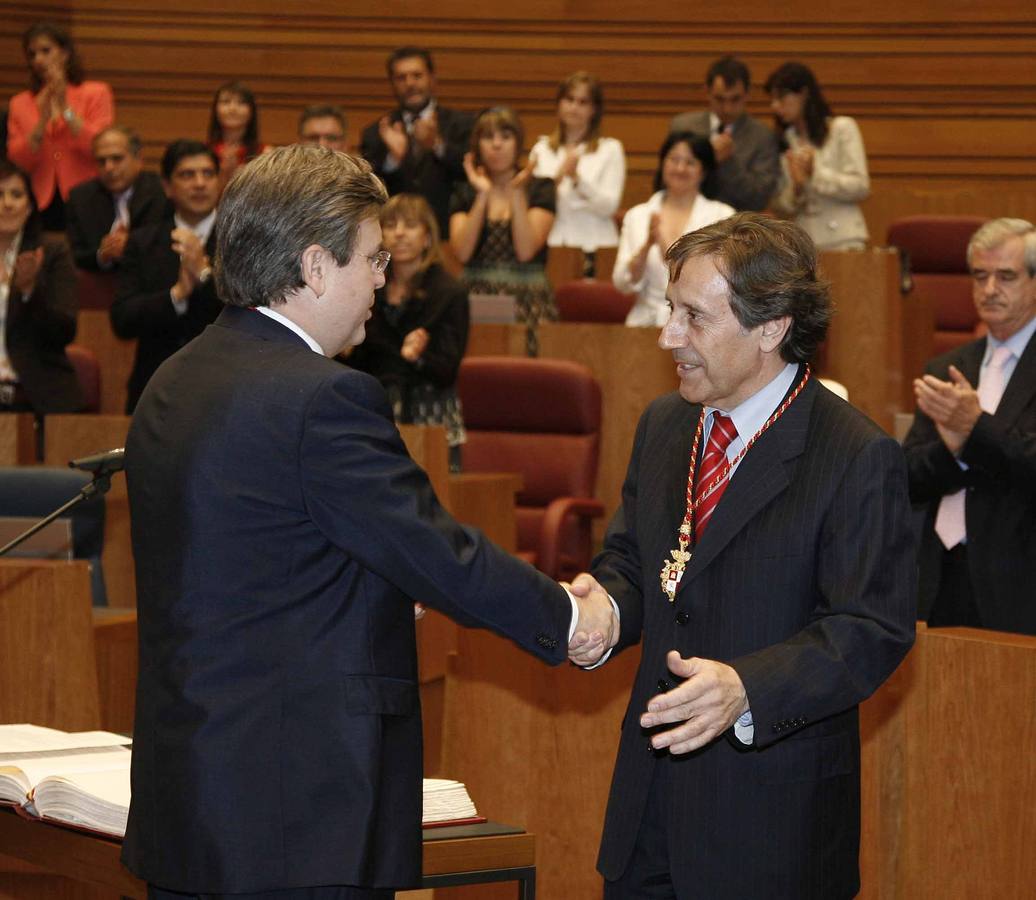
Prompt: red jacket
<box><xmin>7</xmin><ymin>80</ymin><xmax>115</xmax><ymax>210</ymax></box>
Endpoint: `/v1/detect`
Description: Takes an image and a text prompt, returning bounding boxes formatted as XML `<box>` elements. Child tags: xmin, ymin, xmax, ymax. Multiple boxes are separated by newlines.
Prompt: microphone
<box><xmin>68</xmin><ymin>447</ymin><xmax>125</xmax><ymax>475</ymax></box>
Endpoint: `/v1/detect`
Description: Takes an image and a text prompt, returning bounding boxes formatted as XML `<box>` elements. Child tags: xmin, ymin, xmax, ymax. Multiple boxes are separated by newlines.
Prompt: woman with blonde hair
<box><xmin>450</xmin><ymin>106</ymin><xmax>556</xmax><ymax>354</ymax></box>
<box><xmin>531</xmin><ymin>72</ymin><xmax>626</xmax><ymax>271</ymax></box>
<box><xmin>349</xmin><ymin>193</ymin><xmax>469</xmax><ymax>469</ymax></box>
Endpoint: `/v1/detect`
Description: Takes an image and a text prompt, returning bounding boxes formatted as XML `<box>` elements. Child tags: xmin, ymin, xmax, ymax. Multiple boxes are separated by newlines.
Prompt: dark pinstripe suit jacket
<box><xmin>903</xmin><ymin>334</ymin><xmax>1036</xmax><ymax>635</ymax></box>
<box><xmin>593</xmin><ymin>373</ymin><xmax>916</xmax><ymax>899</ymax></box>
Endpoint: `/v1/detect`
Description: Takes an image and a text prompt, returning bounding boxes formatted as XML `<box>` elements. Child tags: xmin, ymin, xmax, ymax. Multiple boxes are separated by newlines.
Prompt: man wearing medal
<box><xmin>571</xmin><ymin>213</ymin><xmax>916</xmax><ymax>899</ymax></box>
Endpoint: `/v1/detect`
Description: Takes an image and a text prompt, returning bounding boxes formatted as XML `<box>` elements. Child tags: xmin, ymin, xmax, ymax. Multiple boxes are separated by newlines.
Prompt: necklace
<box><xmin>659</xmin><ymin>366</ymin><xmax>812</xmax><ymax>602</ymax></box>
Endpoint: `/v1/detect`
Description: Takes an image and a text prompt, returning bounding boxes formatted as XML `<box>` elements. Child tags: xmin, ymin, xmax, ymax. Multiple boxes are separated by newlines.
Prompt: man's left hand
<box><xmin>914</xmin><ymin>365</ymin><xmax>982</xmax><ymax>454</ymax></box>
<box><xmin>639</xmin><ymin>651</ymin><xmax>748</xmax><ymax>754</ymax></box>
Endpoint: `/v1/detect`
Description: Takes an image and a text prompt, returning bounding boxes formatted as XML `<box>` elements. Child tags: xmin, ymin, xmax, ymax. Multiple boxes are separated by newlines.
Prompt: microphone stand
<box><xmin>0</xmin><ymin>468</ymin><xmax>116</xmax><ymax>559</ymax></box>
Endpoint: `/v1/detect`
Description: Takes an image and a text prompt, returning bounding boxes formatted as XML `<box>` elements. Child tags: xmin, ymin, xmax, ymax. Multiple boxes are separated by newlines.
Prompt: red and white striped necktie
<box><xmin>694</xmin><ymin>413</ymin><xmax>738</xmax><ymax>536</ymax></box>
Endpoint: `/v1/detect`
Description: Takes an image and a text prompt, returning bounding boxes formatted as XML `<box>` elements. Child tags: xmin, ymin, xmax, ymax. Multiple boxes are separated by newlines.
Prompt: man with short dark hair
<box><xmin>904</xmin><ymin>217</ymin><xmax>1036</xmax><ymax>635</ymax></box>
<box><xmin>298</xmin><ymin>103</ymin><xmax>347</xmax><ymax>151</ymax></box>
<box><xmin>670</xmin><ymin>56</ymin><xmax>780</xmax><ymax>211</ymax></box>
<box><xmin>572</xmin><ymin>213</ymin><xmax>915</xmax><ymax>898</ymax></box>
<box><xmin>110</xmin><ymin>139</ymin><xmax>221</xmax><ymax>412</ymax></box>
<box><xmin>360</xmin><ymin>46</ymin><xmax>472</xmax><ymax>235</ymax></box>
<box><xmin>65</xmin><ymin>125</ymin><xmax>166</xmax><ymax>271</ymax></box>
<box><xmin>121</xmin><ymin>144</ymin><xmax>617</xmax><ymax>899</ymax></box>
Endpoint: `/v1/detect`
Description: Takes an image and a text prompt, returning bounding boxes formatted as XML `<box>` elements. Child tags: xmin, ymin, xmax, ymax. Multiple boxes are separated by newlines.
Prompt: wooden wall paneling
<box><xmin>92</xmin><ymin>607</ymin><xmax>138</xmax><ymax>735</ymax></box>
<box><xmin>0</xmin><ymin>559</ymin><xmax>101</xmax><ymax>732</ymax></box>
<box><xmin>0</xmin><ymin>413</ymin><xmax>38</xmax><ymax>465</ymax></box>
<box><xmin>442</xmin><ymin>628</ymin><xmax>641</xmax><ymax>900</ymax></box>
<box><xmin>76</xmin><ymin>310</ymin><xmax>135</xmax><ymax>417</ymax></box>
<box><xmin>2</xmin><ymin>0</ymin><xmax>1028</xmax><ymax>252</ymax></box>
<box><xmin>909</xmin><ymin>627</ymin><xmax>1036</xmax><ymax>898</ymax></box>
<box><xmin>42</xmin><ymin>415</ymin><xmax>134</xmax><ymax>608</ymax></box>
<box><xmin>818</xmin><ymin>248</ymin><xmax>903</xmax><ymax>431</ymax></box>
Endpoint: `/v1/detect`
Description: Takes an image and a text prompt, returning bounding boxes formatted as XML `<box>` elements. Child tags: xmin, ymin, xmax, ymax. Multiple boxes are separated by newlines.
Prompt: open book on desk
<box><xmin>0</xmin><ymin>724</ymin><xmax>132</xmax><ymax>838</ymax></box>
<box><xmin>2</xmin><ymin>725</ymin><xmax>484</xmax><ymax>835</ymax></box>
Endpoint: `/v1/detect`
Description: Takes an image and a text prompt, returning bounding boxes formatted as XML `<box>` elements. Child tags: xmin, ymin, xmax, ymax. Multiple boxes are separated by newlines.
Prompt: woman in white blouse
<box><xmin>531</xmin><ymin>72</ymin><xmax>626</xmax><ymax>264</ymax></box>
<box><xmin>765</xmin><ymin>62</ymin><xmax>870</xmax><ymax>250</ymax></box>
<box><xmin>613</xmin><ymin>133</ymin><xmax>734</xmax><ymax>327</ymax></box>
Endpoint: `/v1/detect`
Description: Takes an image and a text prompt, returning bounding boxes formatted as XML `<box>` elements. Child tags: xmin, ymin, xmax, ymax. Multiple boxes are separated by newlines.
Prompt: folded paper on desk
<box><xmin>0</xmin><ymin>724</ymin><xmax>132</xmax><ymax>837</ymax></box>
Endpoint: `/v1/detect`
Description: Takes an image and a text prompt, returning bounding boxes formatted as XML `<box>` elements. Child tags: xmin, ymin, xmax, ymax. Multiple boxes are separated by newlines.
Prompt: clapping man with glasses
<box><xmin>904</xmin><ymin>217</ymin><xmax>1036</xmax><ymax>635</ymax></box>
<box><xmin>121</xmin><ymin>145</ymin><xmax>618</xmax><ymax>900</ymax></box>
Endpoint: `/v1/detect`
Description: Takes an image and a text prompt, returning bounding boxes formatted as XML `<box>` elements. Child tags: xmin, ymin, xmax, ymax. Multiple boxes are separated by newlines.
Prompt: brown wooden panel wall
<box><xmin>3</xmin><ymin>1</ymin><xmax>1035</xmax><ymax>242</ymax></box>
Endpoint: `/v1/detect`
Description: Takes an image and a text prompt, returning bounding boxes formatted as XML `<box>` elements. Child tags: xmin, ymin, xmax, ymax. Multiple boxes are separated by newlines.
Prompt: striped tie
<box><xmin>694</xmin><ymin>413</ymin><xmax>737</xmax><ymax>537</ymax></box>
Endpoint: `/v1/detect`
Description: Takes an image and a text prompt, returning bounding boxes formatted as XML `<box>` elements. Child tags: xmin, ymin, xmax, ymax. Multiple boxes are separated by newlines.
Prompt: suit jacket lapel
<box><xmin>993</xmin><ymin>330</ymin><xmax>1036</xmax><ymax>425</ymax></box>
<box><xmin>680</xmin><ymin>376</ymin><xmax>816</xmax><ymax>587</ymax></box>
<box><xmin>956</xmin><ymin>338</ymin><xmax>985</xmax><ymax>386</ymax></box>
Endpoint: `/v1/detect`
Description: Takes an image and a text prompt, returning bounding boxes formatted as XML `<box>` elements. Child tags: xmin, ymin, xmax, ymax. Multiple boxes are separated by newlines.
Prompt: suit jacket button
<box><xmin>675</xmin><ymin>611</ymin><xmax>689</xmax><ymax>625</ymax></box>
<box><xmin>657</xmin><ymin>678</ymin><xmax>670</xmax><ymax>692</ymax></box>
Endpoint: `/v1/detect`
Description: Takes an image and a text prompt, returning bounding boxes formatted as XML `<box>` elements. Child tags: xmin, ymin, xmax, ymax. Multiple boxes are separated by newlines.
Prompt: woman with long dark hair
<box><xmin>0</xmin><ymin>159</ymin><xmax>82</xmax><ymax>413</ymax></box>
<box><xmin>613</xmin><ymin>132</ymin><xmax>734</xmax><ymax>327</ymax></box>
<box><xmin>206</xmin><ymin>81</ymin><xmax>270</xmax><ymax>189</ymax></box>
<box><xmin>7</xmin><ymin>22</ymin><xmax>115</xmax><ymax>231</ymax></box>
<box><xmin>765</xmin><ymin>62</ymin><xmax>870</xmax><ymax>250</ymax></box>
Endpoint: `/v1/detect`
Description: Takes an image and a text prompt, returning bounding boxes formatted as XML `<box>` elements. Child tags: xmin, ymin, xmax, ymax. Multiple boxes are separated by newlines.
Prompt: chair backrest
<box><xmin>886</xmin><ymin>215</ymin><xmax>986</xmax><ymax>356</ymax></box>
<box><xmin>0</xmin><ymin>466</ymin><xmax>108</xmax><ymax>605</ymax></box>
<box><xmin>459</xmin><ymin>356</ymin><xmax>601</xmax><ymax>503</ymax></box>
<box><xmin>555</xmin><ymin>279</ymin><xmax>635</xmax><ymax>324</ymax></box>
<box><xmin>65</xmin><ymin>344</ymin><xmax>102</xmax><ymax>413</ymax></box>
<box><xmin>76</xmin><ymin>269</ymin><xmax>117</xmax><ymax>311</ymax></box>
<box><xmin>458</xmin><ymin>357</ymin><xmax>602</xmax><ymax>578</ymax></box>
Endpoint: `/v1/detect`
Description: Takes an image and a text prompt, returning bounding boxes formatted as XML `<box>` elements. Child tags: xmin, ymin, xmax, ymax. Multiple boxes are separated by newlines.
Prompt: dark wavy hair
<box><xmin>652</xmin><ymin>131</ymin><xmax>716</xmax><ymax>193</ymax></box>
<box><xmin>764</xmin><ymin>62</ymin><xmax>833</xmax><ymax>148</ymax></box>
<box><xmin>665</xmin><ymin>212</ymin><xmax>832</xmax><ymax>364</ymax></box>
<box><xmin>0</xmin><ymin>160</ymin><xmax>43</xmax><ymax>244</ymax></box>
<box><xmin>24</xmin><ymin>22</ymin><xmax>85</xmax><ymax>92</ymax></box>
<box><xmin>207</xmin><ymin>81</ymin><xmax>262</xmax><ymax>161</ymax></box>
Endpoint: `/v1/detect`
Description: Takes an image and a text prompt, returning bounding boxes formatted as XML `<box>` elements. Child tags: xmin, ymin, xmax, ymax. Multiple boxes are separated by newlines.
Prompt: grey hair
<box><xmin>967</xmin><ymin>218</ymin><xmax>1036</xmax><ymax>276</ymax></box>
<box><xmin>215</xmin><ymin>145</ymin><xmax>387</xmax><ymax>308</ymax></box>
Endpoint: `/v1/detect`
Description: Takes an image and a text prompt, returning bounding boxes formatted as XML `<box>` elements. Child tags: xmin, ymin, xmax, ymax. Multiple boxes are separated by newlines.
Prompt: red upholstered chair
<box><xmin>886</xmin><ymin>215</ymin><xmax>986</xmax><ymax>357</ymax></box>
<box><xmin>65</xmin><ymin>344</ymin><xmax>102</xmax><ymax>412</ymax></box>
<box><xmin>458</xmin><ymin>356</ymin><xmax>605</xmax><ymax>582</ymax></box>
<box><xmin>555</xmin><ymin>279</ymin><xmax>635</xmax><ymax>324</ymax></box>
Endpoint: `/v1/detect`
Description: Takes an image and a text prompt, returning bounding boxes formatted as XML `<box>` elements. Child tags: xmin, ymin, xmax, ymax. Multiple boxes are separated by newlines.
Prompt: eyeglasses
<box><xmin>366</xmin><ymin>250</ymin><xmax>391</xmax><ymax>274</ymax></box>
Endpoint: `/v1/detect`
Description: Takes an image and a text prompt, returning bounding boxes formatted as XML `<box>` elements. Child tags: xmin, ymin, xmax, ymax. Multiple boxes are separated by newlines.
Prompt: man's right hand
<box><xmin>710</xmin><ymin>130</ymin><xmax>734</xmax><ymax>163</ymax></box>
<box><xmin>565</xmin><ymin>572</ymin><xmax>618</xmax><ymax>667</ymax></box>
<box><xmin>99</xmin><ymin>226</ymin><xmax>129</xmax><ymax>264</ymax></box>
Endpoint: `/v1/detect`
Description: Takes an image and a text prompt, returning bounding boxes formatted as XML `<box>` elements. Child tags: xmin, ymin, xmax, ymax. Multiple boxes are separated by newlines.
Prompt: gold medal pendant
<box><xmin>660</xmin><ymin>547</ymin><xmax>691</xmax><ymax>602</ymax></box>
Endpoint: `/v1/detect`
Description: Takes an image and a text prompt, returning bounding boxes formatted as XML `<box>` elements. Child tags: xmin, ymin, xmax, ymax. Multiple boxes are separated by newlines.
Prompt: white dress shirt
<box><xmin>613</xmin><ymin>191</ymin><xmax>735</xmax><ymax>327</ymax></box>
<box><xmin>531</xmin><ymin>136</ymin><xmax>626</xmax><ymax>251</ymax></box>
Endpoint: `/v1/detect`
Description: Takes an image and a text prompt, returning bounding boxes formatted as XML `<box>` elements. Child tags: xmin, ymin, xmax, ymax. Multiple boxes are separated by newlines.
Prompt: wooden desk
<box><xmin>0</xmin><ymin>810</ymin><xmax>536</xmax><ymax>899</ymax></box>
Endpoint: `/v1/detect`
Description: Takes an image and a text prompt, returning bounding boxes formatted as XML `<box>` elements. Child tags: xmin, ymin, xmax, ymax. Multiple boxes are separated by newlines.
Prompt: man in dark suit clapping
<box><xmin>65</xmin><ymin>126</ymin><xmax>166</xmax><ymax>271</ymax></box>
<box><xmin>572</xmin><ymin>213</ymin><xmax>916</xmax><ymax>899</ymax></box>
<box><xmin>121</xmin><ymin>144</ymin><xmax>617</xmax><ymax>900</ymax></box>
<box><xmin>110</xmin><ymin>139</ymin><xmax>222</xmax><ymax>412</ymax></box>
<box><xmin>360</xmin><ymin>46</ymin><xmax>472</xmax><ymax>236</ymax></box>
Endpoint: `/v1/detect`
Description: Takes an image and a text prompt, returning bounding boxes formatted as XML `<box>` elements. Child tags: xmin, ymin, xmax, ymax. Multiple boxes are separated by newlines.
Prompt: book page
<box><xmin>0</xmin><ymin>725</ymin><xmax>130</xmax><ymax>755</ymax></box>
<box><xmin>1</xmin><ymin>748</ymin><xmax>130</xmax><ymax>794</ymax></box>
<box><xmin>32</xmin><ymin>767</ymin><xmax>131</xmax><ymax>837</ymax></box>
